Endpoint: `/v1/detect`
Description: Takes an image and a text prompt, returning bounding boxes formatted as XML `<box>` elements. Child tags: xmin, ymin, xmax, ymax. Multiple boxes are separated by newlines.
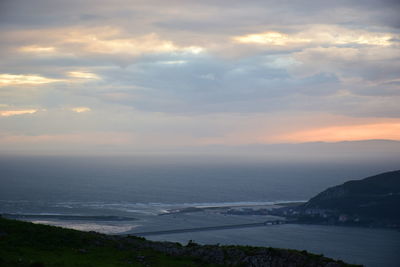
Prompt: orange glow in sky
<box><xmin>275</xmin><ymin>122</ymin><xmax>400</xmax><ymax>143</ymax></box>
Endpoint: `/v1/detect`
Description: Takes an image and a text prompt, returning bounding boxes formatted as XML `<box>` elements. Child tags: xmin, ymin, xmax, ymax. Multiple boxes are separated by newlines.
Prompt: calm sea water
<box><xmin>0</xmin><ymin>155</ymin><xmax>399</xmax><ymax>267</ymax></box>
<box><xmin>147</xmin><ymin>224</ymin><xmax>400</xmax><ymax>267</ymax></box>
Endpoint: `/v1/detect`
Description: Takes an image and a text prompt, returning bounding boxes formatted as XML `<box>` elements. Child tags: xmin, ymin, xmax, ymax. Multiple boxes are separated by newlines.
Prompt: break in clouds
<box><xmin>0</xmin><ymin>0</ymin><xmax>400</xmax><ymax>152</ymax></box>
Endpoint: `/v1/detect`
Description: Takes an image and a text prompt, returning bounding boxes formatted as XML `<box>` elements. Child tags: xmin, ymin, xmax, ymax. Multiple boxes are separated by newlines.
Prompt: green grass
<box><xmin>0</xmin><ymin>217</ymin><xmax>216</xmax><ymax>267</ymax></box>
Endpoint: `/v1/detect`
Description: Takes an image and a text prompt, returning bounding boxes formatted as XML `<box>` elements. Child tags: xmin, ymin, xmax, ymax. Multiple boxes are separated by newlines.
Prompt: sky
<box><xmin>1</xmin><ymin>0</ymin><xmax>400</xmax><ymax>155</ymax></box>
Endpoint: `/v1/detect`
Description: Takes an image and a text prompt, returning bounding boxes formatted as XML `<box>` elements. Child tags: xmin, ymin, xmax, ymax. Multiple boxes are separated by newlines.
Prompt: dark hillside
<box><xmin>0</xmin><ymin>217</ymin><xmax>358</xmax><ymax>267</ymax></box>
<box><xmin>299</xmin><ymin>170</ymin><xmax>400</xmax><ymax>225</ymax></box>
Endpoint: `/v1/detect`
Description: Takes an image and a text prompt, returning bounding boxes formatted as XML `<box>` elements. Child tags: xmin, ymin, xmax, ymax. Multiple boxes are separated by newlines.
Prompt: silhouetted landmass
<box><xmin>0</xmin><ymin>217</ymin><xmax>359</xmax><ymax>267</ymax></box>
<box><xmin>276</xmin><ymin>170</ymin><xmax>400</xmax><ymax>228</ymax></box>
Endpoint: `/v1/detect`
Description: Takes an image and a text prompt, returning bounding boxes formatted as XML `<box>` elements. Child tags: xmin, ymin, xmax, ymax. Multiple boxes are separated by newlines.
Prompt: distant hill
<box><xmin>169</xmin><ymin>139</ymin><xmax>400</xmax><ymax>162</ymax></box>
<box><xmin>296</xmin><ymin>170</ymin><xmax>400</xmax><ymax>227</ymax></box>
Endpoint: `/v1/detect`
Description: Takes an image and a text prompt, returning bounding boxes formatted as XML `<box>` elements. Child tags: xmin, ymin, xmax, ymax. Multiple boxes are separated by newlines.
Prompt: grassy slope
<box><xmin>0</xmin><ymin>217</ymin><xmax>360</xmax><ymax>267</ymax></box>
<box><xmin>0</xmin><ymin>217</ymin><xmax>214</xmax><ymax>267</ymax></box>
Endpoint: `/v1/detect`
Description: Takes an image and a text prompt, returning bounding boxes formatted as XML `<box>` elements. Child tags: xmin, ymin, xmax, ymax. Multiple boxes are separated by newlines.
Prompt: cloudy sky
<box><xmin>1</xmin><ymin>0</ymin><xmax>400</xmax><ymax>154</ymax></box>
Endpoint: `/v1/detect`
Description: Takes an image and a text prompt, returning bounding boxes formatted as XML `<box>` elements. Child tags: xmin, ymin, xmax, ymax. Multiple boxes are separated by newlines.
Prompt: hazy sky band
<box><xmin>0</xmin><ymin>0</ymin><xmax>400</xmax><ymax>153</ymax></box>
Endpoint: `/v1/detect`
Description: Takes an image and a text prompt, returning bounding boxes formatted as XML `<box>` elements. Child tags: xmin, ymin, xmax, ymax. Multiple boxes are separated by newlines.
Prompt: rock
<box><xmin>78</xmin><ymin>248</ymin><xmax>88</xmax><ymax>254</ymax></box>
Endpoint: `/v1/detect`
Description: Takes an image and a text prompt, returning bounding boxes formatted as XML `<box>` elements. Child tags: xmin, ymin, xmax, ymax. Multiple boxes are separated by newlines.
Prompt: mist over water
<box><xmin>0</xmin><ymin>154</ymin><xmax>398</xmax><ymax>204</ymax></box>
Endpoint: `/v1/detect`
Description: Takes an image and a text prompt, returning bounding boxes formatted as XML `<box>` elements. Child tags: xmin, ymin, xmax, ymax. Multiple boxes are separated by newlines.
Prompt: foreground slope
<box><xmin>0</xmin><ymin>217</ymin><xmax>358</xmax><ymax>267</ymax></box>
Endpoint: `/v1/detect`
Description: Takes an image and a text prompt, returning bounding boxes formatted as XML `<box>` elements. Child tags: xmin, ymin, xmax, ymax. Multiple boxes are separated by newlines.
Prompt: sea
<box><xmin>0</xmin><ymin>155</ymin><xmax>399</xmax><ymax>267</ymax></box>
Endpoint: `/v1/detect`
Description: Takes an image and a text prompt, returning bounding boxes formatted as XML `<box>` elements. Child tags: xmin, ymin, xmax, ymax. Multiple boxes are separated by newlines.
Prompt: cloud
<box><xmin>71</xmin><ymin>107</ymin><xmax>91</xmax><ymax>113</ymax></box>
<box><xmin>233</xmin><ymin>26</ymin><xmax>398</xmax><ymax>48</ymax></box>
<box><xmin>287</xmin><ymin>46</ymin><xmax>400</xmax><ymax>84</ymax></box>
<box><xmin>0</xmin><ymin>109</ymin><xmax>37</xmax><ymax>116</ymax></box>
<box><xmin>19</xmin><ymin>45</ymin><xmax>56</xmax><ymax>53</ymax></box>
<box><xmin>0</xmin><ymin>132</ymin><xmax>134</xmax><ymax>145</ymax></box>
<box><xmin>68</xmin><ymin>71</ymin><xmax>100</xmax><ymax>80</ymax></box>
<box><xmin>0</xmin><ymin>0</ymin><xmax>399</xmax><ymax>154</ymax></box>
<box><xmin>64</xmin><ymin>30</ymin><xmax>204</xmax><ymax>56</ymax></box>
<box><xmin>7</xmin><ymin>27</ymin><xmax>204</xmax><ymax>57</ymax></box>
<box><xmin>0</xmin><ymin>74</ymin><xmax>63</xmax><ymax>86</ymax></box>
<box><xmin>234</xmin><ymin>31</ymin><xmax>310</xmax><ymax>46</ymax></box>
